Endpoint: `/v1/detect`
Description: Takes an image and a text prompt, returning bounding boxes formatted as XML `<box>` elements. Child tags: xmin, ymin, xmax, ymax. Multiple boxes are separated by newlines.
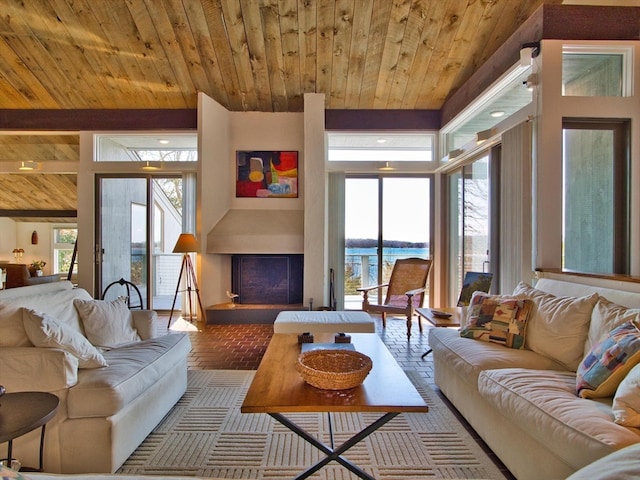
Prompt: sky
<box><xmin>345</xmin><ymin>177</ymin><xmax>431</xmax><ymax>244</ymax></box>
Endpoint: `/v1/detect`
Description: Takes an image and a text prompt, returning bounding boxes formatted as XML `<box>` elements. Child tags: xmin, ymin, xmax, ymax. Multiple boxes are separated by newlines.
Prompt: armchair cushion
<box><xmin>22</xmin><ymin>308</ymin><xmax>108</xmax><ymax>368</ymax></box>
<box><xmin>74</xmin><ymin>298</ymin><xmax>141</xmax><ymax>348</ymax></box>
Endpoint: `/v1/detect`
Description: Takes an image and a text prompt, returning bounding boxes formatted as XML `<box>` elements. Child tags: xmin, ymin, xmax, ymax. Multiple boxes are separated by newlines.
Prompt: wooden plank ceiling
<box><xmin>0</xmin><ymin>0</ymin><xmax>560</xmax><ymax>218</ymax></box>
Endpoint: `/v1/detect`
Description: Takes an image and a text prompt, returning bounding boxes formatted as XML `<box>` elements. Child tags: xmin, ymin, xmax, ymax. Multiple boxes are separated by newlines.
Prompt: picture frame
<box><xmin>236</xmin><ymin>150</ymin><xmax>298</xmax><ymax>198</ymax></box>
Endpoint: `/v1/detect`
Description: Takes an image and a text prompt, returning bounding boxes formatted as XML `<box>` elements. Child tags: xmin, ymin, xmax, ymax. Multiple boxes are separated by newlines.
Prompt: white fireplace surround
<box><xmin>206</xmin><ymin>209</ymin><xmax>304</xmax><ymax>254</ymax></box>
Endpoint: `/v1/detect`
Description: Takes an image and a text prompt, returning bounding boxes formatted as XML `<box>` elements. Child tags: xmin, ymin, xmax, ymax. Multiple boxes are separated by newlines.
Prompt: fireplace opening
<box><xmin>231</xmin><ymin>254</ymin><xmax>303</xmax><ymax>305</ymax></box>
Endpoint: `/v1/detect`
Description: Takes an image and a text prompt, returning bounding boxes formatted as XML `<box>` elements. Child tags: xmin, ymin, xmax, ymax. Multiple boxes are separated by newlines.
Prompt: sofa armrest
<box><xmin>0</xmin><ymin>347</ymin><xmax>78</xmax><ymax>392</ymax></box>
<box><xmin>132</xmin><ymin>310</ymin><xmax>159</xmax><ymax>340</ymax></box>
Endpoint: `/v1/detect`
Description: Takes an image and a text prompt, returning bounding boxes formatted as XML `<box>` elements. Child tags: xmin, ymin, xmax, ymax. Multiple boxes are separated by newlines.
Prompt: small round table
<box><xmin>0</xmin><ymin>392</ymin><xmax>59</xmax><ymax>472</ymax></box>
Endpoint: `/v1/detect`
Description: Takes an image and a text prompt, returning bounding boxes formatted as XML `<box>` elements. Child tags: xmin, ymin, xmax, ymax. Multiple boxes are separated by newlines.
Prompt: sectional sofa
<box><xmin>429</xmin><ymin>275</ymin><xmax>640</xmax><ymax>480</ymax></box>
<box><xmin>0</xmin><ymin>281</ymin><xmax>191</xmax><ymax>473</ymax></box>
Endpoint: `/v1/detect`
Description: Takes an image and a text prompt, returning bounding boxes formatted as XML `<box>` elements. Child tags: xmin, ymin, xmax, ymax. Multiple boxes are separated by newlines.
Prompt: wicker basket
<box><xmin>296</xmin><ymin>349</ymin><xmax>373</xmax><ymax>390</ymax></box>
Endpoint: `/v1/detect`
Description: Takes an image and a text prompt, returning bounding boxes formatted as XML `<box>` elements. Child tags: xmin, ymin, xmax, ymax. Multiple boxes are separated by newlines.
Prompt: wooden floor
<box><xmin>162</xmin><ymin>312</ymin><xmax>515</xmax><ymax>479</ymax></box>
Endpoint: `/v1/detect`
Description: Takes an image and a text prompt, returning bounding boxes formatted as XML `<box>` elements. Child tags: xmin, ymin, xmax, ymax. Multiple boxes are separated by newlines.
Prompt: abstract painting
<box><xmin>236</xmin><ymin>150</ymin><xmax>298</xmax><ymax>198</ymax></box>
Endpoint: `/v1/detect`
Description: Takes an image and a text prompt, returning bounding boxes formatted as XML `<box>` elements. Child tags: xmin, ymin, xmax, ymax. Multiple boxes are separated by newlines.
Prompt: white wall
<box><xmin>0</xmin><ymin>218</ymin><xmax>16</xmax><ymax>262</ymax></box>
<box><xmin>198</xmin><ymin>94</ymin><xmax>321</xmax><ymax>308</ymax></box>
<box><xmin>198</xmin><ymin>92</ymin><xmax>232</xmax><ymax>310</ymax></box>
<box><xmin>16</xmin><ymin>222</ymin><xmax>53</xmax><ymax>273</ymax></box>
<box><xmin>0</xmin><ymin>220</ymin><xmax>54</xmax><ymax>273</ymax></box>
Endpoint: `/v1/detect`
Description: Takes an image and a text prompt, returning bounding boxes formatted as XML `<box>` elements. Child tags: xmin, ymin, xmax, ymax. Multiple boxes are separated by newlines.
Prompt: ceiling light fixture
<box><xmin>158</xmin><ymin>139</ymin><xmax>170</xmax><ymax>145</ymax></box>
<box><xmin>379</xmin><ymin>162</ymin><xmax>396</xmax><ymax>171</ymax></box>
<box><xmin>141</xmin><ymin>161</ymin><xmax>161</xmax><ymax>171</ymax></box>
<box><xmin>18</xmin><ymin>161</ymin><xmax>38</xmax><ymax>171</ymax></box>
<box><xmin>376</xmin><ymin>138</ymin><xmax>387</xmax><ymax>144</ymax></box>
<box><xmin>490</xmin><ymin>110</ymin><xmax>505</xmax><ymax>118</ymax></box>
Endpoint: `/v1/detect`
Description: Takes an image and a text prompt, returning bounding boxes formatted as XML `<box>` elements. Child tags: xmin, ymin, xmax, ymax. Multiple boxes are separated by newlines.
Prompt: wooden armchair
<box><xmin>357</xmin><ymin>257</ymin><xmax>432</xmax><ymax>338</ymax></box>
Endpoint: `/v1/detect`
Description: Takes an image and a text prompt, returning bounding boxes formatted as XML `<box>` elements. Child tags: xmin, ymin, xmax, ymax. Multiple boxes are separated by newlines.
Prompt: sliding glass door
<box><xmin>344</xmin><ymin>175</ymin><xmax>431</xmax><ymax>308</ymax></box>
<box><xmin>97</xmin><ymin>175</ymin><xmax>183</xmax><ymax>310</ymax></box>
<box><xmin>449</xmin><ymin>154</ymin><xmax>495</xmax><ymax>305</ymax></box>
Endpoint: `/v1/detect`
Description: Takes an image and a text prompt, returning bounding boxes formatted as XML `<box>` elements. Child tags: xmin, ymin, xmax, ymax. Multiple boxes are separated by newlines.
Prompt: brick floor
<box><xmin>162</xmin><ymin>312</ymin><xmax>514</xmax><ymax>479</ymax></box>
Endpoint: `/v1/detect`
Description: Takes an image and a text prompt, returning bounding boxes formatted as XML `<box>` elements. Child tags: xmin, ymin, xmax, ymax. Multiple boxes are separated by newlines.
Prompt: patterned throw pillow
<box><xmin>460</xmin><ymin>295</ymin><xmax>533</xmax><ymax>349</ymax></box>
<box><xmin>576</xmin><ymin>320</ymin><xmax>640</xmax><ymax>399</ymax></box>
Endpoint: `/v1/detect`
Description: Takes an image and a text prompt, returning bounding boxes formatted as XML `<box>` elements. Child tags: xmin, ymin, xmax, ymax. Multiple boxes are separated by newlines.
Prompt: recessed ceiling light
<box><xmin>376</xmin><ymin>138</ymin><xmax>387</xmax><ymax>144</ymax></box>
<box><xmin>490</xmin><ymin>111</ymin><xmax>505</xmax><ymax>118</ymax></box>
<box><xmin>158</xmin><ymin>139</ymin><xmax>170</xmax><ymax>145</ymax></box>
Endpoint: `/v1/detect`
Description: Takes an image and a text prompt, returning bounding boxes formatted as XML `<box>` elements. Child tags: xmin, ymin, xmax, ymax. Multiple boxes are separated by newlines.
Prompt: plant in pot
<box><xmin>30</xmin><ymin>260</ymin><xmax>47</xmax><ymax>276</ymax></box>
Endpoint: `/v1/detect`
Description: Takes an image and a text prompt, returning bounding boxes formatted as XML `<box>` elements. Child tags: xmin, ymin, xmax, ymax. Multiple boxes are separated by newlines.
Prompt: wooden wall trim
<box><xmin>0</xmin><ymin>109</ymin><xmax>197</xmax><ymax>131</ymax></box>
<box><xmin>0</xmin><ymin>209</ymin><xmax>77</xmax><ymax>217</ymax></box>
<box><xmin>325</xmin><ymin>109</ymin><xmax>440</xmax><ymax>130</ymax></box>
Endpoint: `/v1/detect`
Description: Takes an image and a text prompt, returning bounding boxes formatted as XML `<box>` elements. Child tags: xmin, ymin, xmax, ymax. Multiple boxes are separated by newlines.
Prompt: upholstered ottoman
<box><xmin>273</xmin><ymin>311</ymin><xmax>375</xmax><ymax>334</ymax></box>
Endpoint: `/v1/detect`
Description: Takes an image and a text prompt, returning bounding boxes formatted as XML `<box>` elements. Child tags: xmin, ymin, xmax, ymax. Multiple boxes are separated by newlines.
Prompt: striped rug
<box><xmin>118</xmin><ymin>369</ymin><xmax>506</xmax><ymax>479</ymax></box>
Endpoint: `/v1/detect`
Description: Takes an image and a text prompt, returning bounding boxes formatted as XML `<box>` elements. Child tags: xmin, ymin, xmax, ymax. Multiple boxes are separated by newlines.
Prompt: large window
<box><xmin>562</xmin><ymin>46</ymin><xmax>631</xmax><ymax>97</ymax></box>
<box><xmin>562</xmin><ymin>119</ymin><xmax>630</xmax><ymax>274</ymax></box>
<box><xmin>344</xmin><ymin>176</ymin><xmax>431</xmax><ymax>307</ymax></box>
<box><xmin>53</xmin><ymin>226</ymin><xmax>78</xmax><ymax>275</ymax></box>
<box><xmin>449</xmin><ymin>152</ymin><xmax>497</xmax><ymax>306</ymax></box>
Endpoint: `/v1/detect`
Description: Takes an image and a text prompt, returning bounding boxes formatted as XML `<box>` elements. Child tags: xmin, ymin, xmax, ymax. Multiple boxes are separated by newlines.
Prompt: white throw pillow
<box><xmin>586</xmin><ymin>297</ymin><xmax>640</xmax><ymax>356</ymax></box>
<box><xmin>512</xmin><ymin>282</ymin><xmax>598</xmax><ymax>371</ymax></box>
<box><xmin>73</xmin><ymin>298</ymin><xmax>140</xmax><ymax>348</ymax></box>
<box><xmin>22</xmin><ymin>308</ymin><xmax>108</xmax><ymax>368</ymax></box>
<box><xmin>612</xmin><ymin>363</ymin><xmax>640</xmax><ymax>427</ymax></box>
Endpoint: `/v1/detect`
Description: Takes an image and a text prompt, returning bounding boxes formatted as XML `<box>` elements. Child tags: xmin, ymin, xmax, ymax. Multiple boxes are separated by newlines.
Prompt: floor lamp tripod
<box><xmin>168</xmin><ymin>233</ymin><xmax>205</xmax><ymax>328</ymax></box>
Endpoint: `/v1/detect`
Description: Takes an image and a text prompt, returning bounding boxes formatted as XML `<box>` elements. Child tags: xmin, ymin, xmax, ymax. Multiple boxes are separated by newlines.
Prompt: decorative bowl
<box><xmin>296</xmin><ymin>349</ymin><xmax>372</xmax><ymax>390</ymax></box>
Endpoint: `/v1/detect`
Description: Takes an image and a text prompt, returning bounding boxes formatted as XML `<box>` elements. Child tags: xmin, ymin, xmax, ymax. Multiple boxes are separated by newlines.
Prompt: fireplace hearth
<box><xmin>232</xmin><ymin>254</ymin><xmax>303</xmax><ymax>305</ymax></box>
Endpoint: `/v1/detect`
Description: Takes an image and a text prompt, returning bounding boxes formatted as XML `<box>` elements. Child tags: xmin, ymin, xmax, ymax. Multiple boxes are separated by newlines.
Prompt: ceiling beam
<box><xmin>0</xmin><ymin>209</ymin><xmax>77</xmax><ymax>217</ymax></box>
<box><xmin>0</xmin><ymin>109</ymin><xmax>197</xmax><ymax>131</ymax></box>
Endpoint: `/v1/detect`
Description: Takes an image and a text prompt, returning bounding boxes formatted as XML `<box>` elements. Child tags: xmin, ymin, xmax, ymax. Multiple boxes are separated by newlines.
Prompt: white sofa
<box><xmin>0</xmin><ymin>281</ymin><xmax>192</xmax><ymax>474</ymax></box>
<box><xmin>428</xmin><ymin>276</ymin><xmax>640</xmax><ymax>480</ymax></box>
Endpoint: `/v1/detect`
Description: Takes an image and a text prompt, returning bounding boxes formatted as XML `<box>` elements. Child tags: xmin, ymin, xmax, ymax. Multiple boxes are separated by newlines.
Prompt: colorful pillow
<box><xmin>73</xmin><ymin>298</ymin><xmax>140</xmax><ymax>348</ymax></box>
<box><xmin>21</xmin><ymin>308</ymin><xmax>108</xmax><ymax>368</ymax></box>
<box><xmin>460</xmin><ymin>295</ymin><xmax>533</xmax><ymax>349</ymax></box>
<box><xmin>612</xmin><ymin>363</ymin><xmax>640</xmax><ymax>427</ymax></box>
<box><xmin>586</xmin><ymin>297</ymin><xmax>640</xmax><ymax>356</ymax></box>
<box><xmin>576</xmin><ymin>320</ymin><xmax>640</xmax><ymax>398</ymax></box>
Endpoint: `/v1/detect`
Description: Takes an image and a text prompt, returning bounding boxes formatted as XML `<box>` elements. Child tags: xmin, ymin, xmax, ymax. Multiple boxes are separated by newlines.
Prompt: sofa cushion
<box><xmin>460</xmin><ymin>295</ymin><xmax>533</xmax><ymax>349</ymax></box>
<box><xmin>428</xmin><ymin>328</ymin><xmax>569</xmax><ymax>388</ymax></box>
<box><xmin>0</xmin><ymin>283</ymin><xmax>92</xmax><ymax>347</ymax></box>
<box><xmin>67</xmin><ymin>333</ymin><xmax>190</xmax><ymax>419</ymax></box>
<box><xmin>612</xmin><ymin>364</ymin><xmax>640</xmax><ymax>427</ymax></box>
<box><xmin>586</xmin><ymin>297</ymin><xmax>640</xmax><ymax>356</ymax></box>
<box><xmin>74</xmin><ymin>298</ymin><xmax>141</xmax><ymax>348</ymax></box>
<box><xmin>478</xmin><ymin>368</ymin><xmax>640</xmax><ymax>470</ymax></box>
<box><xmin>565</xmin><ymin>442</ymin><xmax>640</xmax><ymax>480</ymax></box>
<box><xmin>22</xmin><ymin>308</ymin><xmax>108</xmax><ymax>368</ymax></box>
<box><xmin>576</xmin><ymin>321</ymin><xmax>640</xmax><ymax>399</ymax></box>
<box><xmin>513</xmin><ymin>282</ymin><xmax>598</xmax><ymax>371</ymax></box>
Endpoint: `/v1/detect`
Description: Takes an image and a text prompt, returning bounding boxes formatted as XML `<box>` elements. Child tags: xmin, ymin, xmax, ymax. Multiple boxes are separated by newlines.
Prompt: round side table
<box><xmin>0</xmin><ymin>392</ymin><xmax>59</xmax><ymax>472</ymax></box>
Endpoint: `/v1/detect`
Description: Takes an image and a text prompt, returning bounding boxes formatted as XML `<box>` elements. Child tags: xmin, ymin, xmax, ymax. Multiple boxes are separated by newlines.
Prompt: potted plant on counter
<box><xmin>30</xmin><ymin>260</ymin><xmax>47</xmax><ymax>276</ymax></box>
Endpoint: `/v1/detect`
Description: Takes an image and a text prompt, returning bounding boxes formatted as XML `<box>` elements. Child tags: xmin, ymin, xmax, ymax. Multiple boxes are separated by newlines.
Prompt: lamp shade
<box><xmin>173</xmin><ymin>233</ymin><xmax>199</xmax><ymax>253</ymax></box>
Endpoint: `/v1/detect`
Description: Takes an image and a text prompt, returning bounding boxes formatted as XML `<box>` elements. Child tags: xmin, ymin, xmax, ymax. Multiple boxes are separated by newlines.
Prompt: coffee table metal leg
<box><xmin>269</xmin><ymin>412</ymin><xmax>399</xmax><ymax>480</ymax></box>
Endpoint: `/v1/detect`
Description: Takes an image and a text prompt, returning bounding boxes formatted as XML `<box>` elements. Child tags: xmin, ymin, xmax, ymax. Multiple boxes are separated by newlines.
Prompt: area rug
<box><xmin>118</xmin><ymin>369</ymin><xmax>506</xmax><ymax>479</ymax></box>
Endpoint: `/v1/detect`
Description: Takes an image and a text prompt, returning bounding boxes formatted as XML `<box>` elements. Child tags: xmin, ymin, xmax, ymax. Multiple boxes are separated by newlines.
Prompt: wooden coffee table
<box><xmin>241</xmin><ymin>332</ymin><xmax>428</xmax><ymax>480</ymax></box>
